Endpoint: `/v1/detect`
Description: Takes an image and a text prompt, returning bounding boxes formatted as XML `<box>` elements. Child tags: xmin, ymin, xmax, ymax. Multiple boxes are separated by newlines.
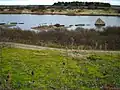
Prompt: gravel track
<box><xmin>0</xmin><ymin>42</ymin><xmax>120</xmax><ymax>54</ymax></box>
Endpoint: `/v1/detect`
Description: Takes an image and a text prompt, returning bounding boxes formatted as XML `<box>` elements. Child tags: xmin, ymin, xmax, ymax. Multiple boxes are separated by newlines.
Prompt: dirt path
<box><xmin>0</xmin><ymin>42</ymin><xmax>120</xmax><ymax>54</ymax></box>
<box><xmin>0</xmin><ymin>42</ymin><xmax>65</xmax><ymax>51</ymax></box>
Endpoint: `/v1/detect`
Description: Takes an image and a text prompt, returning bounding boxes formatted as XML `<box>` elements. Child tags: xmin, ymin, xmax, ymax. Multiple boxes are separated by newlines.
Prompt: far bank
<box><xmin>0</xmin><ymin>9</ymin><xmax>120</xmax><ymax>16</ymax></box>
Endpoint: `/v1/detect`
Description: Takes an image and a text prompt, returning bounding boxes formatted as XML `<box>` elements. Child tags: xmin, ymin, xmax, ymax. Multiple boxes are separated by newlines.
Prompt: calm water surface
<box><xmin>0</xmin><ymin>14</ymin><xmax>120</xmax><ymax>30</ymax></box>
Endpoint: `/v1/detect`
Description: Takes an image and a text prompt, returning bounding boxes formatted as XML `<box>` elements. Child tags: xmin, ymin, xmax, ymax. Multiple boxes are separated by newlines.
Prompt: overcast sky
<box><xmin>0</xmin><ymin>0</ymin><xmax>119</xmax><ymax>5</ymax></box>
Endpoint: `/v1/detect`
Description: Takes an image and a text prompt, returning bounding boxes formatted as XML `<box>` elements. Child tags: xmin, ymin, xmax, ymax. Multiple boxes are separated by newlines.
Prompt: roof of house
<box><xmin>95</xmin><ymin>18</ymin><xmax>105</xmax><ymax>25</ymax></box>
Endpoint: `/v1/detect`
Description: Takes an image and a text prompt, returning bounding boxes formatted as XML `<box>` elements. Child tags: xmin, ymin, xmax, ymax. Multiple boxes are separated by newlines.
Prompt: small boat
<box><xmin>18</xmin><ymin>23</ymin><xmax>24</xmax><ymax>24</ymax></box>
<box><xmin>86</xmin><ymin>24</ymin><xmax>90</xmax><ymax>26</ymax></box>
<box><xmin>54</xmin><ymin>24</ymin><xmax>65</xmax><ymax>27</ymax></box>
<box><xmin>69</xmin><ymin>25</ymin><xmax>73</xmax><ymax>27</ymax></box>
<box><xmin>10</xmin><ymin>22</ymin><xmax>17</xmax><ymax>24</ymax></box>
<box><xmin>75</xmin><ymin>24</ymin><xmax>85</xmax><ymax>26</ymax></box>
<box><xmin>4</xmin><ymin>24</ymin><xmax>16</xmax><ymax>27</ymax></box>
<box><xmin>0</xmin><ymin>23</ymin><xmax>5</xmax><ymax>25</ymax></box>
<box><xmin>0</xmin><ymin>22</ymin><xmax>17</xmax><ymax>28</ymax></box>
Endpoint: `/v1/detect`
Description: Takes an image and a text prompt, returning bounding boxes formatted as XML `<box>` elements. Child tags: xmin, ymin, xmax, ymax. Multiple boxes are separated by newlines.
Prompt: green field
<box><xmin>0</xmin><ymin>47</ymin><xmax>120</xmax><ymax>90</ymax></box>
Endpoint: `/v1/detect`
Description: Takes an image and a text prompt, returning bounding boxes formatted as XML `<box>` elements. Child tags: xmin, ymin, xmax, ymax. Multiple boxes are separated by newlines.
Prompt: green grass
<box><xmin>0</xmin><ymin>48</ymin><xmax>120</xmax><ymax>90</ymax></box>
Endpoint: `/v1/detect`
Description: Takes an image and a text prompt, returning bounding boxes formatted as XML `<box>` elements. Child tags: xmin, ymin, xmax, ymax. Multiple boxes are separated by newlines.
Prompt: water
<box><xmin>0</xmin><ymin>14</ymin><xmax>120</xmax><ymax>30</ymax></box>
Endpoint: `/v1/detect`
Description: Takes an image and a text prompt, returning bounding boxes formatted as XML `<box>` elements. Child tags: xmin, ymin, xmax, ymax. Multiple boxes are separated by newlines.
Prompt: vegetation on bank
<box><xmin>0</xmin><ymin>1</ymin><xmax>120</xmax><ymax>15</ymax></box>
<box><xmin>0</xmin><ymin>8</ymin><xmax>119</xmax><ymax>16</ymax></box>
<box><xmin>0</xmin><ymin>47</ymin><xmax>120</xmax><ymax>90</ymax></box>
<box><xmin>1</xmin><ymin>26</ymin><xmax>120</xmax><ymax>50</ymax></box>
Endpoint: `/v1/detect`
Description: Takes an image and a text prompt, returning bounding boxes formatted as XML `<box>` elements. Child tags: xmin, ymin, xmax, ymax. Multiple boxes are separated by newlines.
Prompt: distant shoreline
<box><xmin>0</xmin><ymin>11</ymin><xmax>120</xmax><ymax>17</ymax></box>
<box><xmin>32</xmin><ymin>13</ymin><xmax>120</xmax><ymax>17</ymax></box>
<box><xmin>0</xmin><ymin>12</ymin><xmax>120</xmax><ymax>17</ymax></box>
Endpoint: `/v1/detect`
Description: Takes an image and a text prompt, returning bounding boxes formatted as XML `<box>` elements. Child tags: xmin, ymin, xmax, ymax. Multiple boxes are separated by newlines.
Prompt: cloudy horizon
<box><xmin>0</xmin><ymin>0</ymin><xmax>119</xmax><ymax>5</ymax></box>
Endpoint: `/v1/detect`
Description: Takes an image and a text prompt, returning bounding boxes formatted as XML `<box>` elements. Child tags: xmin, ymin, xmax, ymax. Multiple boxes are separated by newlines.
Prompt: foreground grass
<box><xmin>0</xmin><ymin>48</ymin><xmax>120</xmax><ymax>90</ymax></box>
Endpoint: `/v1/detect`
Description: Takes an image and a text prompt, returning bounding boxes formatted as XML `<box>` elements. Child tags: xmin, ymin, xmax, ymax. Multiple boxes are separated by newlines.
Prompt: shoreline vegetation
<box><xmin>0</xmin><ymin>9</ymin><xmax>120</xmax><ymax>16</ymax></box>
<box><xmin>1</xmin><ymin>26</ymin><xmax>120</xmax><ymax>50</ymax></box>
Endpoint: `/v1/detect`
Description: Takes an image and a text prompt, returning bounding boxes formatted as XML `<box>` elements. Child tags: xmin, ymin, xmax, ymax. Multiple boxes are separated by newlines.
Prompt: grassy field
<box><xmin>0</xmin><ymin>47</ymin><xmax>120</xmax><ymax>90</ymax></box>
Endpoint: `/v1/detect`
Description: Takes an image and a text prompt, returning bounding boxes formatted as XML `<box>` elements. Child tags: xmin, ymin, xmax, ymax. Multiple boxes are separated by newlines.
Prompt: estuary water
<box><xmin>0</xmin><ymin>14</ymin><xmax>120</xmax><ymax>30</ymax></box>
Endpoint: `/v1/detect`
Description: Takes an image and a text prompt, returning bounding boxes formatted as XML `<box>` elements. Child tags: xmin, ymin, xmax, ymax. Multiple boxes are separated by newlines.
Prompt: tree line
<box><xmin>0</xmin><ymin>26</ymin><xmax>120</xmax><ymax>50</ymax></box>
<box><xmin>53</xmin><ymin>2</ymin><xmax>111</xmax><ymax>7</ymax></box>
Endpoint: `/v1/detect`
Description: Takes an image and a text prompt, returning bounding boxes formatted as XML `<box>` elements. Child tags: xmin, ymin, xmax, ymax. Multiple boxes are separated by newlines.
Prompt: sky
<box><xmin>0</xmin><ymin>0</ymin><xmax>119</xmax><ymax>5</ymax></box>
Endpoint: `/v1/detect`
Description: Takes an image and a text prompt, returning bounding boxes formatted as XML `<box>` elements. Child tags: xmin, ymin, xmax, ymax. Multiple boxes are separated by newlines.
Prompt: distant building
<box><xmin>95</xmin><ymin>18</ymin><xmax>105</xmax><ymax>26</ymax></box>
